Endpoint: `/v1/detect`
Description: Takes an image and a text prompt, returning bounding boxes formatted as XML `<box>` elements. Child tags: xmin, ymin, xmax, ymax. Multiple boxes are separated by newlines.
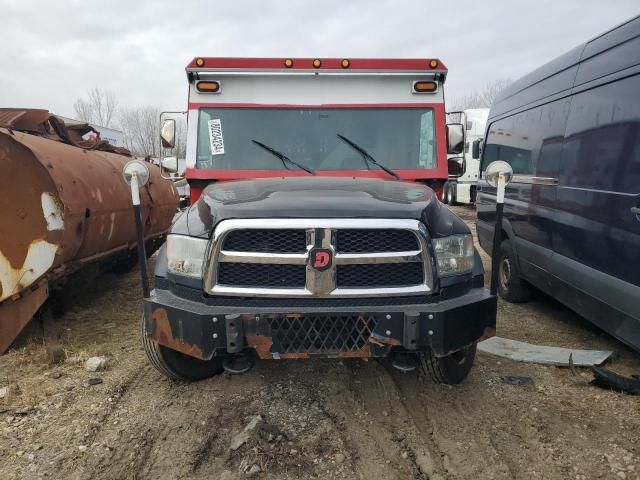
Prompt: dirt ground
<box><xmin>1</xmin><ymin>205</ymin><xmax>639</xmax><ymax>480</ymax></box>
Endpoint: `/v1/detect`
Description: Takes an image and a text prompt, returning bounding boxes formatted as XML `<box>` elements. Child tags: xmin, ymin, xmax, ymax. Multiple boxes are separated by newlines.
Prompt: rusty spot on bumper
<box><xmin>149</xmin><ymin>308</ymin><xmax>204</xmax><ymax>360</ymax></box>
<box><xmin>368</xmin><ymin>333</ymin><xmax>401</xmax><ymax>347</ymax></box>
<box><xmin>478</xmin><ymin>326</ymin><xmax>496</xmax><ymax>342</ymax></box>
<box><xmin>278</xmin><ymin>353</ymin><xmax>310</xmax><ymax>359</ymax></box>
<box><xmin>245</xmin><ymin>333</ymin><xmax>273</xmax><ymax>359</ymax></box>
<box><xmin>336</xmin><ymin>344</ymin><xmax>371</xmax><ymax>358</ymax></box>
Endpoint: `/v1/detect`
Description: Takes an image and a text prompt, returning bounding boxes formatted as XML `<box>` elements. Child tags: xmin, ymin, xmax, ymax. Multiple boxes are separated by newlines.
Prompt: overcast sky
<box><xmin>1</xmin><ymin>0</ymin><xmax>638</xmax><ymax>121</ymax></box>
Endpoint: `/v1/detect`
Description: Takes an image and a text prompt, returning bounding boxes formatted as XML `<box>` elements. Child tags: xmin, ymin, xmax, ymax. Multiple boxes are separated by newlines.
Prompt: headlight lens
<box><xmin>167</xmin><ymin>235</ymin><xmax>208</xmax><ymax>278</ymax></box>
<box><xmin>432</xmin><ymin>234</ymin><xmax>474</xmax><ymax>276</ymax></box>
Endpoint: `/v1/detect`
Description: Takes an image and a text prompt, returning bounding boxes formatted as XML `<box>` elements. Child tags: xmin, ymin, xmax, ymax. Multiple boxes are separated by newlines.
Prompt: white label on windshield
<box><xmin>207</xmin><ymin>119</ymin><xmax>225</xmax><ymax>155</ymax></box>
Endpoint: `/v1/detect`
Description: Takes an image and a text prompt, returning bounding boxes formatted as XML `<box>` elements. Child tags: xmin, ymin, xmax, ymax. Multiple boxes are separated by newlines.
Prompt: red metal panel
<box><xmin>187</xmin><ymin>102</ymin><xmax>444</xmax><ymax>110</ymax></box>
<box><xmin>186</xmin><ymin>57</ymin><xmax>447</xmax><ymax>72</ymax></box>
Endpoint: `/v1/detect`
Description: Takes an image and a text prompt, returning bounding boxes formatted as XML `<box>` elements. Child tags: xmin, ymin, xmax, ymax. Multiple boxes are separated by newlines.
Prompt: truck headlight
<box><xmin>167</xmin><ymin>235</ymin><xmax>208</xmax><ymax>278</ymax></box>
<box><xmin>432</xmin><ymin>234</ymin><xmax>474</xmax><ymax>276</ymax></box>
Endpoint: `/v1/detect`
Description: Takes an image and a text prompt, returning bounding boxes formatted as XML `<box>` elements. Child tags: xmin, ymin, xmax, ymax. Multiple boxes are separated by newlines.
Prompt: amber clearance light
<box><xmin>341</xmin><ymin>59</ymin><xmax>350</xmax><ymax>69</ymax></box>
<box><xmin>429</xmin><ymin>59</ymin><xmax>439</xmax><ymax>69</ymax></box>
<box><xmin>196</xmin><ymin>81</ymin><xmax>221</xmax><ymax>93</ymax></box>
<box><xmin>284</xmin><ymin>58</ymin><xmax>294</xmax><ymax>68</ymax></box>
<box><xmin>313</xmin><ymin>59</ymin><xmax>322</xmax><ymax>68</ymax></box>
<box><xmin>413</xmin><ymin>81</ymin><xmax>438</xmax><ymax>93</ymax></box>
<box><xmin>195</xmin><ymin>57</ymin><xmax>205</xmax><ymax>67</ymax></box>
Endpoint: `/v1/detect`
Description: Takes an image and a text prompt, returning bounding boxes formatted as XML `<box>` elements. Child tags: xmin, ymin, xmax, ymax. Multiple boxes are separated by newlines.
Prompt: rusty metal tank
<box><xmin>0</xmin><ymin>109</ymin><xmax>178</xmax><ymax>353</ymax></box>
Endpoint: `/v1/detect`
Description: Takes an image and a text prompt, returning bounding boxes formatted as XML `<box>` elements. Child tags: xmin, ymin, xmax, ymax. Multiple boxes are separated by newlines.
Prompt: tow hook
<box><xmin>223</xmin><ymin>353</ymin><xmax>254</xmax><ymax>375</ymax></box>
<box><xmin>391</xmin><ymin>352</ymin><xmax>419</xmax><ymax>373</ymax></box>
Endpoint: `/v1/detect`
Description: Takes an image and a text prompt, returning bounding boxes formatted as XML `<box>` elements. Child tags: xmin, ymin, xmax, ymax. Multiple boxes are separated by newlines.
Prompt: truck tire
<box><xmin>498</xmin><ymin>239</ymin><xmax>531</xmax><ymax>303</ymax></box>
<box><xmin>420</xmin><ymin>344</ymin><xmax>476</xmax><ymax>384</ymax></box>
<box><xmin>142</xmin><ymin>316</ymin><xmax>224</xmax><ymax>381</ymax></box>
<box><xmin>445</xmin><ymin>183</ymin><xmax>457</xmax><ymax>206</ymax></box>
<box><xmin>442</xmin><ymin>181</ymin><xmax>450</xmax><ymax>204</ymax></box>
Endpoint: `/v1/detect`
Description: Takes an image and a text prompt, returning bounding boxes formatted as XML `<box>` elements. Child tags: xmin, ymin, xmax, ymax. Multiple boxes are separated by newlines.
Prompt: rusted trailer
<box><xmin>0</xmin><ymin>109</ymin><xmax>178</xmax><ymax>353</ymax></box>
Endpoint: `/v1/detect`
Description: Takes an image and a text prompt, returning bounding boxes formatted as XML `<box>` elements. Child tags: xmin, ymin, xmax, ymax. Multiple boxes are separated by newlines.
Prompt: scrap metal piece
<box><xmin>0</xmin><ymin>110</ymin><xmax>179</xmax><ymax>354</ymax></box>
<box><xmin>0</xmin><ymin>279</ymin><xmax>48</xmax><ymax>354</ymax></box>
<box><xmin>478</xmin><ymin>336</ymin><xmax>613</xmax><ymax>367</ymax></box>
<box><xmin>591</xmin><ymin>366</ymin><xmax>640</xmax><ymax>395</ymax></box>
<box><xmin>502</xmin><ymin>375</ymin><xmax>534</xmax><ymax>385</ymax></box>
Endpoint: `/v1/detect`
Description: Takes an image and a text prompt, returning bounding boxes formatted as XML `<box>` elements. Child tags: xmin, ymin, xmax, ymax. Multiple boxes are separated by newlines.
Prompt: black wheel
<box><xmin>445</xmin><ymin>183</ymin><xmax>457</xmax><ymax>205</ymax></box>
<box><xmin>442</xmin><ymin>182</ymin><xmax>450</xmax><ymax>204</ymax></box>
<box><xmin>420</xmin><ymin>344</ymin><xmax>477</xmax><ymax>384</ymax></box>
<box><xmin>498</xmin><ymin>239</ymin><xmax>531</xmax><ymax>303</ymax></box>
<box><xmin>141</xmin><ymin>317</ymin><xmax>224</xmax><ymax>381</ymax></box>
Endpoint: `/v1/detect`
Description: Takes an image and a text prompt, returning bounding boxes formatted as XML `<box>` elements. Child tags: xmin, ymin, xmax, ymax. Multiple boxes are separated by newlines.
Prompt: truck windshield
<box><xmin>195</xmin><ymin>108</ymin><xmax>437</xmax><ymax>171</ymax></box>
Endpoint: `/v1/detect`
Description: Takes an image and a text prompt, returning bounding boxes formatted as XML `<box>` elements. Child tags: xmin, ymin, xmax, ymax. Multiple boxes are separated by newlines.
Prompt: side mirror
<box><xmin>162</xmin><ymin>156</ymin><xmax>179</xmax><ymax>174</ymax></box>
<box><xmin>448</xmin><ymin>156</ymin><xmax>465</xmax><ymax>177</ymax></box>
<box><xmin>160</xmin><ymin>119</ymin><xmax>176</xmax><ymax>149</ymax></box>
<box><xmin>446</xmin><ymin>123</ymin><xmax>464</xmax><ymax>155</ymax></box>
<box><xmin>485</xmin><ymin>160</ymin><xmax>514</xmax><ymax>188</ymax></box>
<box><xmin>472</xmin><ymin>139</ymin><xmax>482</xmax><ymax>160</ymax></box>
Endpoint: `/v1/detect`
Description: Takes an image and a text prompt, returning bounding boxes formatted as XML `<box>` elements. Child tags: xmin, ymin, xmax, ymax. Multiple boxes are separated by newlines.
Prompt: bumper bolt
<box><xmin>385</xmin><ymin>330</ymin><xmax>391</xmax><ymax>335</ymax></box>
<box><xmin>428</xmin><ymin>330</ymin><xmax>434</xmax><ymax>336</ymax></box>
<box><xmin>428</xmin><ymin>314</ymin><xmax>434</xmax><ymax>320</ymax></box>
<box><xmin>212</xmin><ymin>317</ymin><xmax>218</xmax><ymax>323</ymax></box>
<box><xmin>213</xmin><ymin>333</ymin><xmax>218</xmax><ymax>339</ymax></box>
<box><xmin>386</xmin><ymin>314</ymin><xmax>391</xmax><ymax>320</ymax></box>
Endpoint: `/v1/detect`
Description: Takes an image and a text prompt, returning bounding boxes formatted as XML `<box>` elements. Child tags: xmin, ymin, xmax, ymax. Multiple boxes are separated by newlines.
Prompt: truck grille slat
<box><xmin>217</xmin><ymin>263</ymin><xmax>306</xmax><ymax>288</ymax></box>
<box><xmin>336</xmin><ymin>229</ymin><xmax>419</xmax><ymax>253</ymax></box>
<box><xmin>223</xmin><ymin>229</ymin><xmax>307</xmax><ymax>253</ymax></box>
<box><xmin>268</xmin><ymin>315</ymin><xmax>377</xmax><ymax>354</ymax></box>
<box><xmin>337</xmin><ymin>263</ymin><xmax>423</xmax><ymax>288</ymax></box>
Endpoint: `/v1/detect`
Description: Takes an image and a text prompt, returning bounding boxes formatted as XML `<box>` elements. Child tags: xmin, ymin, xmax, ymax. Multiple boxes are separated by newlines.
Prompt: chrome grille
<box><xmin>204</xmin><ymin>219</ymin><xmax>433</xmax><ymax>298</ymax></box>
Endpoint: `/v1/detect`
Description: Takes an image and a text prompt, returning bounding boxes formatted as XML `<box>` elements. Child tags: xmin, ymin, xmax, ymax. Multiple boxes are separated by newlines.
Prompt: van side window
<box><xmin>481</xmin><ymin>100</ymin><xmax>570</xmax><ymax>176</ymax></box>
<box><xmin>562</xmin><ymin>74</ymin><xmax>640</xmax><ymax>193</ymax></box>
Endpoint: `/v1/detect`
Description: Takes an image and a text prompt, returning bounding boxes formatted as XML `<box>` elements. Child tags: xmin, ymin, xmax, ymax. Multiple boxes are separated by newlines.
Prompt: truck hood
<box><xmin>174</xmin><ymin>177</ymin><xmax>469</xmax><ymax>238</ymax></box>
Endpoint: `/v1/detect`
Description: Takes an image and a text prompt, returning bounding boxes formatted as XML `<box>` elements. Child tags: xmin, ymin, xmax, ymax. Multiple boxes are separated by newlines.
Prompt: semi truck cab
<box><xmin>444</xmin><ymin>108</ymin><xmax>489</xmax><ymax>205</ymax></box>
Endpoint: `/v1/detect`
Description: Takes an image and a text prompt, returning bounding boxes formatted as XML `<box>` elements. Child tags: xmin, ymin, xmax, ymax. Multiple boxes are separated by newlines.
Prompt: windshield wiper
<box><xmin>251</xmin><ymin>139</ymin><xmax>315</xmax><ymax>175</ymax></box>
<box><xmin>336</xmin><ymin>134</ymin><xmax>400</xmax><ymax>180</ymax></box>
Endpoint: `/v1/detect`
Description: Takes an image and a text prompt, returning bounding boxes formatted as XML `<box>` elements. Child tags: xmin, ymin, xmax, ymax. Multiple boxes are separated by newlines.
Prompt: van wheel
<box><xmin>498</xmin><ymin>240</ymin><xmax>531</xmax><ymax>303</ymax></box>
<box><xmin>142</xmin><ymin>316</ymin><xmax>224</xmax><ymax>381</ymax></box>
<box><xmin>420</xmin><ymin>344</ymin><xmax>476</xmax><ymax>384</ymax></box>
<box><xmin>445</xmin><ymin>184</ymin><xmax>457</xmax><ymax>206</ymax></box>
<box><xmin>442</xmin><ymin>182</ymin><xmax>450</xmax><ymax>204</ymax></box>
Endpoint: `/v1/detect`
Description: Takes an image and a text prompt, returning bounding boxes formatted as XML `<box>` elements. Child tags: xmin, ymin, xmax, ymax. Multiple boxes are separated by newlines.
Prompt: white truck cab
<box><xmin>444</xmin><ymin>108</ymin><xmax>489</xmax><ymax>205</ymax></box>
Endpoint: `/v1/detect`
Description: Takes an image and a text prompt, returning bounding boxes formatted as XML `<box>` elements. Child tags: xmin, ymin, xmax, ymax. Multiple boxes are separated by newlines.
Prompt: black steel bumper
<box><xmin>143</xmin><ymin>287</ymin><xmax>497</xmax><ymax>360</ymax></box>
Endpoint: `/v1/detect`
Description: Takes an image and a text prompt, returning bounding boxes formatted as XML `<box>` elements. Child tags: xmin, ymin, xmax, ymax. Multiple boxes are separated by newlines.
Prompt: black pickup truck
<box><xmin>143</xmin><ymin>177</ymin><xmax>496</xmax><ymax>384</ymax></box>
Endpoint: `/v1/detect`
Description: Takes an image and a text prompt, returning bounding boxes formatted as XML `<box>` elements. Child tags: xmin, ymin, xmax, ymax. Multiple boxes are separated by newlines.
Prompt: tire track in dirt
<box><xmin>69</xmin><ymin>368</ymin><xmax>256</xmax><ymax>480</ymax></box>
<box><xmin>383</xmin><ymin>357</ymin><xmax>584</xmax><ymax>480</ymax></box>
<box><xmin>321</xmin><ymin>359</ymin><xmax>446</xmax><ymax>479</ymax></box>
<box><xmin>384</xmin><ymin>362</ymin><xmax>514</xmax><ymax>480</ymax></box>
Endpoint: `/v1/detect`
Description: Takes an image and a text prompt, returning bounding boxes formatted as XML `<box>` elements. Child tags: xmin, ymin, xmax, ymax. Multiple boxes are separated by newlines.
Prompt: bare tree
<box><xmin>450</xmin><ymin>78</ymin><xmax>512</xmax><ymax>110</ymax></box>
<box><xmin>480</xmin><ymin>78</ymin><xmax>512</xmax><ymax>107</ymax></box>
<box><xmin>119</xmin><ymin>108</ymin><xmax>187</xmax><ymax>161</ymax></box>
<box><xmin>119</xmin><ymin>106</ymin><xmax>161</xmax><ymax>158</ymax></box>
<box><xmin>73</xmin><ymin>87</ymin><xmax>118</xmax><ymax>127</ymax></box>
